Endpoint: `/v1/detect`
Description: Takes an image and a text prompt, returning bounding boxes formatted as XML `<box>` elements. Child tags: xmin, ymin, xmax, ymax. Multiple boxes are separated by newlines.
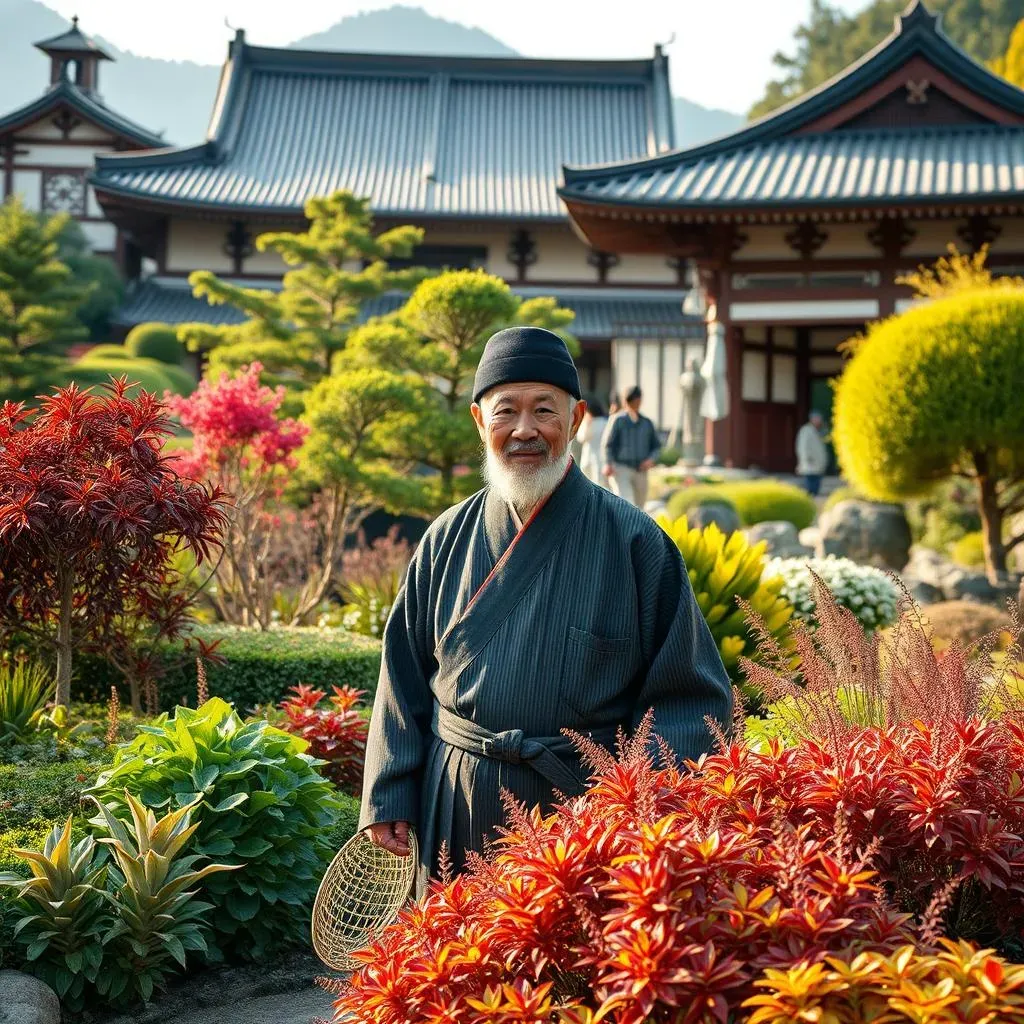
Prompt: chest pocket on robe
<box><xmin>559</xmin><ymin>626</ymin><xmax>636</xmax><ymax>719</ymax></box>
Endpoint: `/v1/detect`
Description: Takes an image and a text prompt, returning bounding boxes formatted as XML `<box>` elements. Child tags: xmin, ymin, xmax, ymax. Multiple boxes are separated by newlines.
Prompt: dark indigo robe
<box><xmin>359</xmin><ymin>461</ymin><xmax>732</xmax><ymax>890</ymax></box>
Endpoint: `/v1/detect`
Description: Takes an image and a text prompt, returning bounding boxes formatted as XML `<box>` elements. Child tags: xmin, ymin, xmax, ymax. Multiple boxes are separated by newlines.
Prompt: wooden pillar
<box><xmin>2</xmin><ymin>138</ymin><xmax>14</xmax><ymax>199</ymax></box>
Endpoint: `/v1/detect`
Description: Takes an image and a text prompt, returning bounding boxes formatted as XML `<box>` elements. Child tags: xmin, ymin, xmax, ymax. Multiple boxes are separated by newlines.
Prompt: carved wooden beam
<box><xmin>784</xmin><ymin>219</ymin><xmax>828</xmax><ymax>260</ymax></box>
<box><xmin>867</xmin><ymin>216</ymin><xmax>917</xmax><ymax>260</ymax></box>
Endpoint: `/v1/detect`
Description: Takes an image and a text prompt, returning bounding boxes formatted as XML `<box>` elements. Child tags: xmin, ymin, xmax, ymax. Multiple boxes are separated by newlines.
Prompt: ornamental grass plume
<box><xmin>105</xmin><ymin>685</ymin><xmax>120</xmax><ymax>746</ymax></box>
<box><xmin>739</xmin><ymin>570</ymin><xmax>1024</xmax><ymax>751</ymax></box>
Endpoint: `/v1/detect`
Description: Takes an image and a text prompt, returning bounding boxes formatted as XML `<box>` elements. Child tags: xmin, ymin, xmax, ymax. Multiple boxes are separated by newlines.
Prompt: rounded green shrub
<box><xmin>77</xmin><ymin>344</ymin><xmax>133</xmax><ymax>362</ymax></box>
<box><xmin>89</xmin><ymin>698</ymin><xmax>341</xmax><ymax>962</ymax></box>
<box><xmin>951</xmin><ymin>530</ymin><xmax>986</xmax><ymax>568</ymax></box>
<box><xmin>664</xmin><ymin>485</ymin><xmax>739</xmax><ymax>522</ymax></box>
<box><xmin>834</xmin><ymin>290</ymin><xmax>1024</xmax><ymax>500</ymax></box>
<box><xmin>62</xmin><ymin>356</ymin><xmax>195</xmax><ymax>398</ymax></box>
<box><xmin>125</xmin><ymin>322</ymin><xmax>186</xmax><ymax>365</ymax></box>
<box><xmin>716</xmin><ymin>479</ymin><xmax>817</xmax><ymax>530</ymax></box>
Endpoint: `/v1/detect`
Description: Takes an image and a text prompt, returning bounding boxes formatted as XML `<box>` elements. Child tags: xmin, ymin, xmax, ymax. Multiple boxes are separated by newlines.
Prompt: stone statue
<box><xmin>679</xmin><ymin>355</ymin><xmax>706</xmax><ymax>467</ymax></box>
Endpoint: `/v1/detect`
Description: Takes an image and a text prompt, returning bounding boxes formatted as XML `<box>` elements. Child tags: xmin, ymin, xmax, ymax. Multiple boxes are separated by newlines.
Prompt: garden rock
<box><xmin>798</xmin><ymin>526</ymin><xmax>820</xmax><ymax>550</ymax></box>
<box><xmin>907</xmin><ymin>580</ymin><xmax>943</xmax><ymax>606</ymax></box>
<box><xmin>745</xmin><ymin>521</ymin><xmax>812</xmax><ymax>559</ymax></box>
<box><xmin>816</xmin><ymin>500</ymin><xmax>911</xmax><ymax>571</ymax></box>
<box><xmin>686</xmin><ymin>501</ymin><xmax>741</xmax><ymax>535</ymax></box>
<box><xmin>903</xmin><ymin>545</ymin><xmax>958</xmax><ymax>591</ymax></box>
<box><xmin>0</xmin><ymin>970</ymin><xmax>60</xmax><ymax>1024</ymax></box>
<box><xmin>947</xmin><ymin>570</ymin><xmax>1019</xmax><ymax>606</ymax></box>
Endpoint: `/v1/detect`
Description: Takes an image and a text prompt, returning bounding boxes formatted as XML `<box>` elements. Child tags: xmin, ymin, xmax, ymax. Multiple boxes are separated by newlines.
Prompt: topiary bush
<box><xmin>920</xmin><ymin>600</ymin><xmax>1015</xmax><ymax>651</ymax></box>
<box><xmin>655</xmin><ymin>518</ymin><xmax>793</xmax><ymax>700</ymax></box>
<box><xmin>663</xmin><ymin>484</ymin><xmax>738</xmax><ymax>522</ymax></box>
<box><xmin>88</xmin><ymin>698</ymin><xmax>341</xmax><ymax>962</ymax></box>
<box><xmin>833</xmin><ymin>288</ymin><xmax>1024</xmax><ymax>580</ymax></box>
<box><xmin>125</xmin><ymin>323</ymin><xmax>186</xmax><ymax>365</ymax></box>
<box><xmin>716</xmin><ymin>478</ymin><xmax>818</xmax><ymax>529</ymax></box>
<box><xmin>61</xmin><ymin>356</ymin><xmax>196</xmax><ymax>398</ymax></box>
<box><xmin>73</xmin><ymin>624</ymin><xmax>382</xmax><ymax>711</ymax></box>
<box><xmin>951</xmin><ymin>529</ymin><xmax>986</xmax><ymax>568</ymax></box>
<box><xmin>763</xmin><ymin>555</ymin><xmax>900</xmax><ymax>633</ymax></box>
<box><xmin>77</xmin><ymin>343</ymin><xmax>133</xmax><ymax>362</ymax></box>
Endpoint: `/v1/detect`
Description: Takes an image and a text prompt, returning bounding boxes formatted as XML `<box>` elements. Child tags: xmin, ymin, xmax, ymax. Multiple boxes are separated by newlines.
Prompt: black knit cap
<box><xmin>472</xmin><ymin>326</ymin><xmax>581</xmax><ymax>404</ymax></box>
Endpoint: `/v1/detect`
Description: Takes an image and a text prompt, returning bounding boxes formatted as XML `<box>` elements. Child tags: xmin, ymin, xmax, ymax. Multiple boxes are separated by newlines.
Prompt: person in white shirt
<box><xmin>795</xmin><ymin>411</ymin><xmax>829</xmax><ymax>496</ymax></box>
<box><xmin>576</xmin><ymin>401</ymin><xmax>609</xmax><ymax>486</ymax></box>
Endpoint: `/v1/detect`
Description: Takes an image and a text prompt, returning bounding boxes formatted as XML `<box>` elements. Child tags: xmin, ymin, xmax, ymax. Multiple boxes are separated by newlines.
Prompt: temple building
<box><xmin>91</xmin><ymin>34</ymin><xmax>703</xmax><ymax>427</ymax></box>
<box><xmin>0</xmin><ymin>17</ymin><xmax>163</xmax><ymax>256</ymax></box>
<box><xmin>559</xmin><ymin>0</ymin><xmax>1024</xmax><ymax>470</ymax></box>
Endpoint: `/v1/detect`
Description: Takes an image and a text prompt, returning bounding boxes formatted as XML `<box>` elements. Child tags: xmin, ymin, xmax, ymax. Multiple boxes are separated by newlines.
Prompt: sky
<box><xmin>37</xmin><ymin>0</ymin><xmax>871</xmax><ymax>114</ymax></box>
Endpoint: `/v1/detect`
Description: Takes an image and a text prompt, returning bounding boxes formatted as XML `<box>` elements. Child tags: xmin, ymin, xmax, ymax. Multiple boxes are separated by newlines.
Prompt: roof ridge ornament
<box><xmin>897</xmin><ymin>0</ymin><xmax>942</xmax><ymax>35</ymax></box>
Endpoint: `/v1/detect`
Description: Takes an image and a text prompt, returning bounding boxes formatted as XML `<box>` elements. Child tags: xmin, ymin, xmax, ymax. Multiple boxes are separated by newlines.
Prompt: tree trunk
<box><xmin>54</xmin><ymin>568</ymin><xmax>74</xmax><ymax>708</ymax></box>
<box><xmin>977</xmin><ymin>463</ymin><xmax>1008</xmax><ymax>584</ymax></box>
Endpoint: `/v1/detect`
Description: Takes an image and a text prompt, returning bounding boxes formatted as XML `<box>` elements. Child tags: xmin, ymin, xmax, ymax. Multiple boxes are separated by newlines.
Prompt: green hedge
<box><xmin>125</xmin><ymin>323</ymin><xmax>186</xmax><ymax>365</ymax></box>
<box><xmin>665</xmin><ymin>485</ymin><xmax>739</xmax><ymax>521</ymax></box>
<box><xmin>74</xmin><ymin>625</ymin><xmax>382</xmax><ymax>712</ymax></box>
<box><xmin>717</xmin><ymin>480</ymin><xmax>817</xmax><ymax>529</ymax></box>
<box><xmin>665</xmin><ymin>479</ymin><xmax>816</xmax><ymax>529</ymax></box>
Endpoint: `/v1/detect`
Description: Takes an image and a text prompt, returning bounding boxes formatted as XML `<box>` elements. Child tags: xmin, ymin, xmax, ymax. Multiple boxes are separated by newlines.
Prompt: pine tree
<box><xmin>341</xmin><ymin>269</ymin><xmax>577</xmax><ymax>516</ymax></box>
<box><xmin>0</xmin><ymin>196</ymin><xmax>88</xmax><ymax>401</ymax></box>
<box><xmin>178</xmin><ymin>191</ymin><xmax>427</xmax><ymax>413</ymax></box>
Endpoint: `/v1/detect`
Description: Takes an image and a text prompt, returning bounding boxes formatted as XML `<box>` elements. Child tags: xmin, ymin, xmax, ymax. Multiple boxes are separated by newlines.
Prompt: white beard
<box><xmin>483</xmin><ymin>445</ymin><xmax>571</xmax><ymax>516</ymax></box>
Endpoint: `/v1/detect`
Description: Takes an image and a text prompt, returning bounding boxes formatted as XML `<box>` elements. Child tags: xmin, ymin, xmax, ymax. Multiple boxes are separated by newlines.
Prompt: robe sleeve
<box><xmin>630</xmin><ymin>526</ymin><xmax>733</xmax><ymax>763</ymax></box>
<box><xmin>359</xmin><ymin>536</ymin><xmax>436</xmax><ymax>831</ymax></box>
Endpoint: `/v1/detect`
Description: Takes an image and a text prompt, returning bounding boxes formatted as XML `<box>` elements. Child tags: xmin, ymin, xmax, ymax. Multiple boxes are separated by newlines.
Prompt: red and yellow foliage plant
<box><xmin>278</xmin><ymin>684</ymin><xmax>368</xmax><ymax>794</ymax></box>
<box><xmin>745</xmin><ymin>941</ymin><xmax>1024</xmax><ymax>1024</ymax></box>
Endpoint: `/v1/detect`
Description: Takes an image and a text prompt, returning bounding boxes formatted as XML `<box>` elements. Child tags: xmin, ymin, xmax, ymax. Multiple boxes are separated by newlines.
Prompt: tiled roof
<box><xmin>112</xmin><ymin>278</ymin><xmax>701</xmax><ymax>341</ymax></box>
<box><xmin>560</xmin><ymin>0</ymin><xmax>1024</xmax><ymax>213</ymax></box>
<box><xmin>92</xmin><ymin>39</ymin><xmax>674</xmax><ymax>220</ymax></box>
<box><xmin>0</xmin><ymin>80</ymin><xmax>164</xmax><ymax>147</ymax></box>
<box><xmin>35</xmin><ymin>18</ymin><xmax>112</xmax><ymax>59</ymax></box>
<box><xmin>560</xmin><ymin>126</ymin><xmax>1024</xmax><ymax>210</ymax></box>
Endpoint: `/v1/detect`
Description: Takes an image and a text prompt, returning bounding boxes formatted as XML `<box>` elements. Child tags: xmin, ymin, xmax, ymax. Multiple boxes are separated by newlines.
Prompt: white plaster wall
<box><xmin>15</xmin><ymin>144</ymin><xmax>108</xmax><ymax>167</ymax></box>
<box><xmin>901</xmin><ymin>220</ymin><xmax>967</xmax><ymax>259</ymax></box>
<box><xmin>816</xmin><ymin>222</ymin><xmax>878</xmax><ymax>259</ymax></box>
<box><xmin>991</xmin><ymin>217</ymin><xmax>1024</xmax><ymax>253</ymax></box>
<box><xmin>80</xmin><ymin>221</ymin><xmax>116</xmax><ymax>252</ymax></box>
<box><xmin>19</xmin><ymin>119</ymin><xmax>114</xmax><ymax>144</ymax></box>
<box><xmin>608</xmin><ymin>252</ymin><xmax>677</xmax><ymax>284</ymax></box>
<box><xmin>12</xmin><ymin>170</ymin><xmax>42</xmax><ymax>211</ymax></box>
<box><xmin>531</xmin><ymin>225</ymin><xmax>592</xmax><ymax>281</ymax></box>
<box><xmin>167</xmin><ymin>220</ymin><xmax>232</xmax><ymax>273</ymax></box>
<box><xmin>733</xmin><ymin>227</ymin><xmax>794</xmax><ymax>261</ymax></box>
<box><xmin>86</xmin><ymin>186</ymin><xmax>105</xmax><ymax>219</ymax></box>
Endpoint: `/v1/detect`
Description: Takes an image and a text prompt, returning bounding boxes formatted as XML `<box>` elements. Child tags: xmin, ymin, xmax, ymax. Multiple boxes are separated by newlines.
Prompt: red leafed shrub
<box><xmin>330</xmin><ymin>718</ymin><xmax>911</xmax><ymax>1024</ymax></box>
<box><xmin>278</xmin><ymin>684</ymin><xmax>368</xmax><ymax>794</ymax></box>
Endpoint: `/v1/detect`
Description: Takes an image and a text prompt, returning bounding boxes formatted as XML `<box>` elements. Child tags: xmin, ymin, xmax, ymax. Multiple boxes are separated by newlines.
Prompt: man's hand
<box><xmin>367</xmin><ymin>820</ymin><xmax>412</xmax><ymax>857</ymax></box>
<box><xmin>602</xmin><ymin>464</ymin><xmax>615</xmax><ymax>478</ymax></box>
<box><xmin>639</xmin><ymin>458</ymin><xmax>655</xmax><ymax>471</ymax></box>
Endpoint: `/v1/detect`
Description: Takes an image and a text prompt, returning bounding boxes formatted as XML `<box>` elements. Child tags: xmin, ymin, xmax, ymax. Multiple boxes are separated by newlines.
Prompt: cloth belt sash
<box><xmin>432</xmin><ymin>704</ymin><xmax>613</xmax><ymax>797</ymax></box>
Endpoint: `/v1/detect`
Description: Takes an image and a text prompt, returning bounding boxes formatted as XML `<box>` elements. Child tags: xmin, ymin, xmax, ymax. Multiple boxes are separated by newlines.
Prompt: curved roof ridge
<box><xmin>0</xmin><ymin>79</ymin><xmax>164</xmax><ymax>147</ymax></box>
<box><xmin>562</xmin><ymin>0</ymin><xmax>1024</xmax><ymax>186</ymax></box>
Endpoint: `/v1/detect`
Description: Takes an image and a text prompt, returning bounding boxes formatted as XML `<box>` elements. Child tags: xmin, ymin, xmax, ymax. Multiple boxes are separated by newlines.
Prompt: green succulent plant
<box><xmin>0</xmin><ymin>655</ymin><xmax>53</xmax><ymax>744</ymax></box>
<box><xmin>656</xmin><ymin>518</ymin><xmax>794</xmax><ymax>705</ymax></box>
<box><xmin>90</xmin><ymin>791</ymin><xmax>237</xmax><ymax>1005</ymax></box>
<box><xmin>0</xmin><ymin>817</ymin><xmax>111</xmax><ymax>1009</ymax></box>
<box><xmin>89</xmin><ymin>697</ymin><xmax>342</xmax><ymax>961</ymax></box>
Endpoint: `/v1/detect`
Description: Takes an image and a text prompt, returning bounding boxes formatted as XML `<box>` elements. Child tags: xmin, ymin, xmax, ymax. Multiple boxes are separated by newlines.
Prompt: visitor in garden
<box><xmin>795</xmin><ymin>410</ymin><xmax>829</xmax><ymax>496</ymax></box>
<box><xmin>576</xmin><ymin>400</ymin><xmax>609</xmax><ymax>486</ymax></box>
<box><xmin>600</xmin><ymin>385</ymin><xmax>661</xmax><ymax>508</ymax></box>
<box><xmin>360</xmin><ymin>326</ymin><xmax>732</xmax><ymax>891</ymax></box>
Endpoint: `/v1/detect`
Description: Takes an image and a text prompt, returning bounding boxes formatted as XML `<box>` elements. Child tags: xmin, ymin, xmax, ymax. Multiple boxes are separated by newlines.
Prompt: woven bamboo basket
<box><xmin>311</xmin><ymin>828</ymin><xmax>418</xmax><ymax>972</ymax></box>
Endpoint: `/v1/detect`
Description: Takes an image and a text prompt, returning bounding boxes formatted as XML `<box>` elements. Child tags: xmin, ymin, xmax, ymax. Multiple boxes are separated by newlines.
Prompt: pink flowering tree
<box><xmin>165</xmin><ymin>362</ymin><xmax>309</xmax><ymax>628</ymax></box>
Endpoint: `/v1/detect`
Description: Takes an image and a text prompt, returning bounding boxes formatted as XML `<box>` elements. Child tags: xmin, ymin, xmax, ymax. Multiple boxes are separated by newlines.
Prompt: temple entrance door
<box><xmin>738</xmin><ymin>325</ymin><xmax>799</xmax><ymax>473</ymax></box>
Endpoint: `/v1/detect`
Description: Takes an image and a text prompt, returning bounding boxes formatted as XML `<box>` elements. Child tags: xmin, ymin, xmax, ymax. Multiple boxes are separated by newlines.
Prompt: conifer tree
<box><xmin>0</xmin><ymin>197</ymin><xmax>88</xmax><ymax>401</ymax></box>
<box><xmin>341</xmin><ymin>270</ymin><xmax>576</xmax><ymax>516</ymax></box>
<box><xmin>178</xmin><ymin>191</ymin><xmax>427</xmax><ymax>413</ymax></box>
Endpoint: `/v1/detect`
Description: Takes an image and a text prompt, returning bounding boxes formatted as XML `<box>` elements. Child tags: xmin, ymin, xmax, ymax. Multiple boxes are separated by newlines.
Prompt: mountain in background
<box><xmin>0</xmin><ymin>0</ymin><xmax>742</xmax><ymax>148</ymax></box>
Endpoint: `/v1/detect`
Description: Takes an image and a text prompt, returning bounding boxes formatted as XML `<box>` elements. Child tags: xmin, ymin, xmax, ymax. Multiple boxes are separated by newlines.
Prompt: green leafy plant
<box><xmin>0</xmin><ymin>817</ymin><xmax>111</xmax><ymax>1010</ymax></box>
<box><xmin>124</xmin><ymin>323</ymin><xmax>186</xmax><ymax>365</ymax></box>
<box><xmin>0</xmin><ymin>654</ymin><xmax>52</xmax><ymax>744</ymax></box>
<box><xmin>89</xmin><ymin>697</ymin><xmax>341</xmax><ymax>961</ymax></box>
<box><xmin>90</xmin><ymin>792</ymin><xmax>237</xmax><ymax>1005</ymax></box>
<box><xmin>716</xmin><ymin>478</ymin><xmax>817</xmax><ymax>529</ymax></box>
<box><xmin>655</xmin><ymin>518</ymin><xmax>793</xmax><ymax>699</ymax></box>
<box><xmin>664</xmin><ymin>484</ymin><xmax>739</xmax><ymax>523</ymax></box>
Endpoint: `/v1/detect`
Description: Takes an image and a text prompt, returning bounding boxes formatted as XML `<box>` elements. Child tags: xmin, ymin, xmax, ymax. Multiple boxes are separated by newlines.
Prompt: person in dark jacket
<box><xmin>600</xmin><ymin>385</ymin><xmax>661</xmax><ymax>508</ymax></box>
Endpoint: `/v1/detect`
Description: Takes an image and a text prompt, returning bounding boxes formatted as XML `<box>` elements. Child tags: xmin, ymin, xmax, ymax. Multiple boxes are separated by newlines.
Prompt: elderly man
<box><xmin>360</xmin><ymin>327</ymin><xmax>732</xmax><ymax>887</ymax></box>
